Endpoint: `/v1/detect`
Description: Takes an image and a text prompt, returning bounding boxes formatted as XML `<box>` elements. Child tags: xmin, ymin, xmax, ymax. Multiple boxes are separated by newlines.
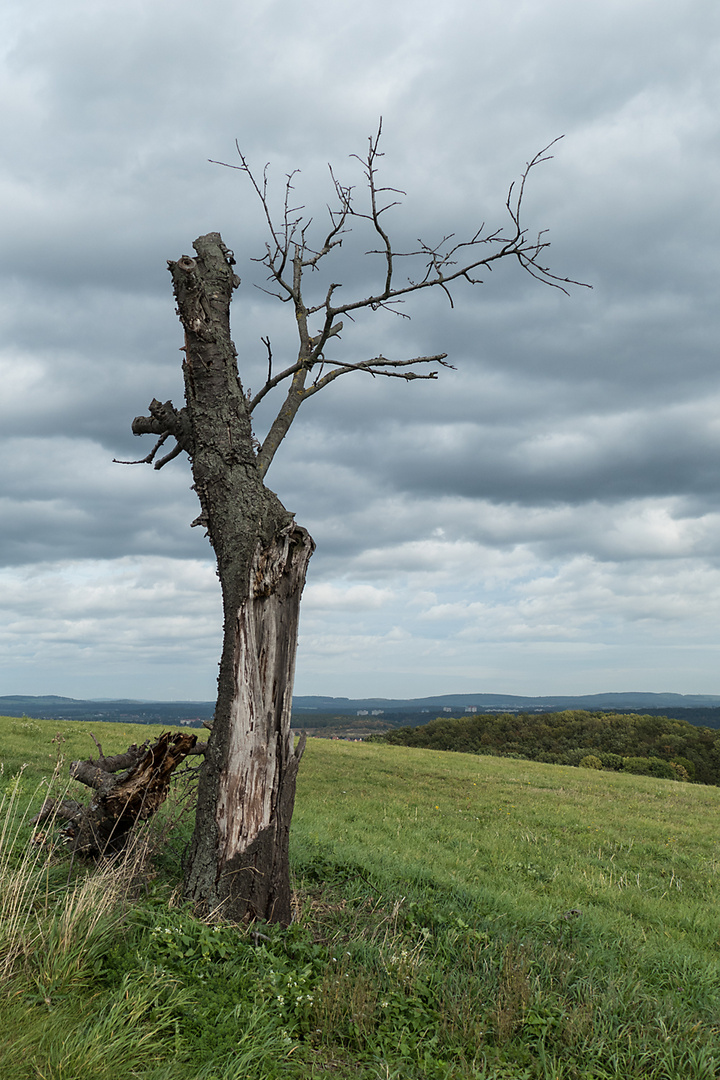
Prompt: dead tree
<box><xmin>126</xmin><ymin>126</ymin><xmax>586</xmax><ymax>923</ymax></box>
<box><xmin>32</xmin><ymin>731</ymin><xmax>200</xmax><ymax>855</ymax></box>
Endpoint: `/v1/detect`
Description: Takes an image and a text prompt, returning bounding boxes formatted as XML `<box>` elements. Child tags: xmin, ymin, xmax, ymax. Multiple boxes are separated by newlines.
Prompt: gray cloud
<box><xmin>1</xmin><ymin>0</ymin><xmax>719</xmax><ymax>697</ymax></box>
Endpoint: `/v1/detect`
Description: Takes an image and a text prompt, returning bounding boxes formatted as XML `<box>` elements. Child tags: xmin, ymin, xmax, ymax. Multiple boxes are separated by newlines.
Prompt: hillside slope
<box><xmin>2</xmin><ymin>716</ymin><xmax>720</xmax><ymax>1079</ymax></box>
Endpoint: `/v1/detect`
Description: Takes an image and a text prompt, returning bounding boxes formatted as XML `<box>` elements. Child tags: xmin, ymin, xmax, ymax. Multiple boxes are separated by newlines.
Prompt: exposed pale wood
<box><xmin>158</xmin><ymin>234</ymin><xmax>314</xmax><ymax>923</ymax></box>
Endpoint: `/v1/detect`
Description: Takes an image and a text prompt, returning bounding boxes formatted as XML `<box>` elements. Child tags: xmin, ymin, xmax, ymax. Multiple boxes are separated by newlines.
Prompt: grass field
<box><xmin>1</xmin><ymin>715</ymin><xmax>720</xmax><ymax>1078</ymax></box>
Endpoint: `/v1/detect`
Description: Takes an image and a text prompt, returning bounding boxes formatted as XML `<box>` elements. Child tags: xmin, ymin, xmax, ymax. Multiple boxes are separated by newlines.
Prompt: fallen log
<box><xmin>32</xmin><ymin>731</ymin><xmax>205</xmax><ymax>855</ymax></box>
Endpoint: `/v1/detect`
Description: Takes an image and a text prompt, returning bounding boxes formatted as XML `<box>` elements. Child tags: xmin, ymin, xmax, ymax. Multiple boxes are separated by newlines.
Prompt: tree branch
<box><xmin>31</xmin><ymin>798</ymin><xmax>84</xmax><ymax>827</ymax></box>
<box><xmin>196</xmin><ymin>127</ymin><xmax>588</xmax><ymax>478</ymax></box>
<box><xmin>304</xmin><ymin>354</ymin><xmax>452</xmax><ymax>397</ymax></box>
<box><xmin>254</xmin><ymin>352</ymin><xmax>452</xmax><ymax>475</ymax></box>
<box><xmin>113</xmin><ymin>432</ymin><xmax>170</xmax><ymax>466</ymax></box>
<box><xmin>125</xmin><ymin>399</ymin><xmax>194</xmax><ymax>469</ymax></box>
<box><xmin>248</xmin><ymin>359</ymin><xmax>305</xmax><ymax>412</ymax></box>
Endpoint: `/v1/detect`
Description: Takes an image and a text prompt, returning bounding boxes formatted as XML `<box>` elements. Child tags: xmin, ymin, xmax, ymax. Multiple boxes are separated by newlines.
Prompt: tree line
<box><xmin>372</xmin><ymin>710</ymin><xmax>720</xmax><ymax>784</ymax></box>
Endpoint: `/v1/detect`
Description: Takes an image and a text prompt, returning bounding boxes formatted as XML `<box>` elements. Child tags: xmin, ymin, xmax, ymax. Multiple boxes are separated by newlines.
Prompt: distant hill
<box><xmin>2</xmin><ymin>692</ymin><xmax>720</xmax><ymax>730</ymax></box>
<box><xmin>293</xmin><ymin>692</ymin><xmax>720</xmax><ymax>711</ymax></box>
<box><xmin>292</xmin><ymin>693</ymin><xmax>720</xmax><ymax>731</ymax></box>
<box><xmin>0</xmin><ymin>696</ymin><xmax>215</xmax><ymax>726</ymax></box>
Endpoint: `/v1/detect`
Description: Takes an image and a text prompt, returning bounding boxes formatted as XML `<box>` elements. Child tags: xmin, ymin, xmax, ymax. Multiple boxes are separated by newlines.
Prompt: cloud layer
<box><xmin>1</xmin><ymin>0</ymin><xmax>719</xmax><ymax>697</ymax></box>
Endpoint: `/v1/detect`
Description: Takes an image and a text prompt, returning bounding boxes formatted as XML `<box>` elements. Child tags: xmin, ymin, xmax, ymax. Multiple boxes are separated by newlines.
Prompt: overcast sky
<box><xmin>1</xmin><ymin>0</ymin><xmax>719</xmax><ymax>701</ymax></box>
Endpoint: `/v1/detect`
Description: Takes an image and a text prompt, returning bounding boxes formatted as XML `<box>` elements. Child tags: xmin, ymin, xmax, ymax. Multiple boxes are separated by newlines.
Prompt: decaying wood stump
<box><xmin>32</xmin><ymin>731</ymin><xmax>204</xmax><ymax>855</ymax></box>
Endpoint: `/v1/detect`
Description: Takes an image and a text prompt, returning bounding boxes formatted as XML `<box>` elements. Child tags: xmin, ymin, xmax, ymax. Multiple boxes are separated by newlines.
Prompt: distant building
<box><xmin>357</xmin><ymin>710</ymin><xmax>369</xmax><ymax>716</ymax></box>
<box><xmin>371</xmin><ymin>709</ymin><xmax>384</xmax><ymax>716</ymax></box>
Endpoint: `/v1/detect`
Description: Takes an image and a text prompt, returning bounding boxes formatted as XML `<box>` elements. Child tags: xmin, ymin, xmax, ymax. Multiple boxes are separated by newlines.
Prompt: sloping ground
<box><xmin>295</xmin><ymin>739</ymin><xmax>720</xmax><ymax>951</ymax></box>
<box><xmin>2</xmin><ymin>716</ymin><xmax>719</xmax><ymax>1079</ymax></box>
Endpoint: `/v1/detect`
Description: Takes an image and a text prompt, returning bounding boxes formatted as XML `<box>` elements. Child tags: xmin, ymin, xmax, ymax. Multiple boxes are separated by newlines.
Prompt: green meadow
<box><xmin>1</xmin><ymin>715</ymin><xmax>720</xmax><ymax>1079</ymax></box>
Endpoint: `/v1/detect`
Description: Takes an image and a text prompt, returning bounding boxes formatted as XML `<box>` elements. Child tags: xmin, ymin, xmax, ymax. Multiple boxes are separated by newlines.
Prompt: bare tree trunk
<box><xmin>185</xmin><ymin>522</ymin><xmax>313</xmax><ymax>923</ymax></box>
<box><xmin>164</xmin><ymin>233</ymin><xmax>314</xmax><ymax>923</ymax></box>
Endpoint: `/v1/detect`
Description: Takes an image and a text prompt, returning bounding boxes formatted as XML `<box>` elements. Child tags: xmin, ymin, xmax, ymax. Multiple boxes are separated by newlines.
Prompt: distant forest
<box><xmin>373</xmin><ymin>711</ymin><xmax>720</xmax><ymax>785</ymax></box>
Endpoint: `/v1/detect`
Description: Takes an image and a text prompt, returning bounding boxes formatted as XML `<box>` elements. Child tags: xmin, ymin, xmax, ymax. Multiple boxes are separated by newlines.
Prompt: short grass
<box><xmin>1</xmin><ymin>716</ymin><xmax>720</xmax><ymax>1079</ymax></box>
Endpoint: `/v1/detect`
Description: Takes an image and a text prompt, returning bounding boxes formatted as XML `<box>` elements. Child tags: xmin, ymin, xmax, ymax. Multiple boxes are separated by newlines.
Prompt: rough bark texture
<box><xmin>32</xmin><ymin>732</ymin><xmax>198</xmax><ymax>855</ymax></box>
<box><xmin>164</xmin><ymin>233</ymin><xmax>314</xmax><ymax>924</ymax></box>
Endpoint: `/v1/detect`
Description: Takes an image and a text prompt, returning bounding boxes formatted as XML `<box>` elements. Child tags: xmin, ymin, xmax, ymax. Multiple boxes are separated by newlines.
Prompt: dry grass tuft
<box><xmin>0</xmin><ymin>766</ymin><xmax>156</xmax><ymax>989</ymax></box>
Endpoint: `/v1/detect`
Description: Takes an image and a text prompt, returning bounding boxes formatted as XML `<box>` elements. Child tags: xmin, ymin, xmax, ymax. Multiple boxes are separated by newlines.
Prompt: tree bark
<box><xmin>166</xmin><ymin>233</ymin><xmax>314</xmax><ymax>924</ymax></box>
